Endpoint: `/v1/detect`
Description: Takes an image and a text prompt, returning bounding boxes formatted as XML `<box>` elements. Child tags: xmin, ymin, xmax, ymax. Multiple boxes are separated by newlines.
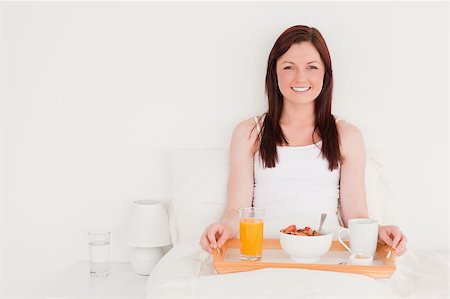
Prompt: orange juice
<box><xmin>240</xmin><ymin>218</ymin><xmax>264</xmax><ymax>259</ymax></box>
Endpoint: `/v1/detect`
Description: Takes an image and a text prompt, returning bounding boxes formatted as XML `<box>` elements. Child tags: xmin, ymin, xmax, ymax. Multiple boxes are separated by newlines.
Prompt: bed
<box><xmin>145</xmin><ymin>147</ymin><xmax>449</xmax><ymax>298</ymax></box>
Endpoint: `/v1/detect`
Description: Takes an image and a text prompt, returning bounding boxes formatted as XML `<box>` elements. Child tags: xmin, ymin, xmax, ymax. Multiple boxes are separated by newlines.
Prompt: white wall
<box><xmin>1</xmin><ymin>1</ymin><xmax>448</xmax><ymax>275</ymax></box>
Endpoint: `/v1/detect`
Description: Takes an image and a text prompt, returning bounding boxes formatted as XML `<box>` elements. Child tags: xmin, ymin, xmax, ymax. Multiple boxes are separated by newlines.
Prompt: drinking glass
<box><xmin>239</xmin><ymin>207</ymin><xmax>264</xmax><ymax>261</ymax></box>
<box><xmin>88</xmin><ymin>229</ymin><xmax>110</xmax><ymax>277</ymax></box>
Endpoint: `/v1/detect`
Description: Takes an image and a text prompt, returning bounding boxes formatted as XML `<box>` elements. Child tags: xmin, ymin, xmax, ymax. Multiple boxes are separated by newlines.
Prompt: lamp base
<box><xmin>130</xmin><ymin>247</ymin><xmax>163</xmax><ymax>275</ymax></box>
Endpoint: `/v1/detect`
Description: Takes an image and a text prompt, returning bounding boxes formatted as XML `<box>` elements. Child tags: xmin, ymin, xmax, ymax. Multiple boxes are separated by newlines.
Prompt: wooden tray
<box><xmin>212</xmin><ymin>239</ymin><xmax>396</xmax><ymax>278</ymax></box>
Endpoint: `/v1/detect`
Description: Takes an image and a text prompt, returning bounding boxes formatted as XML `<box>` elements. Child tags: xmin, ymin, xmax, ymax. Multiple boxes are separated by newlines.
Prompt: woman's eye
<box><xmin>284</xmin><ymin>66</ymin><xmax>317</xmax><ymax>70</ymax></box>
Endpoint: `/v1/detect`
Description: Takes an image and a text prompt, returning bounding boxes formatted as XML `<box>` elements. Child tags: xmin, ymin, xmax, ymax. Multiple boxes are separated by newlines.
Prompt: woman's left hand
<box><xmin>378</xmin><ymin>225</ymin><xmax>407</xmax><ymax>256</ymax></box>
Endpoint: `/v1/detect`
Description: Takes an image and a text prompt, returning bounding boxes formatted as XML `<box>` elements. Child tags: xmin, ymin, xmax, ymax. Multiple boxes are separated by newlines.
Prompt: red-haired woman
<box><xmin>199</xmin><ymin>25</ymin><xmax>407</xmax><ymax>256</ymax></box>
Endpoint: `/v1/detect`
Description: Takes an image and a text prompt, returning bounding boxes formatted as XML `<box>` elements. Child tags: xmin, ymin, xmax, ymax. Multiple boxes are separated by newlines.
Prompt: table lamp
<box><xmin>126</xmin><ymin>199</ymin><xmax>172</xmax><ymax>275</ymax></box>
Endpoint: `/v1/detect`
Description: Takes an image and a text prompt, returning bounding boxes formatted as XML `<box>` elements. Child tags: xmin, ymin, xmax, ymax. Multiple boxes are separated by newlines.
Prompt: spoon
<box><xmin>318</xmin><ymin>213</ymin><xmax>327</xmax><ymax>232</ymax></box>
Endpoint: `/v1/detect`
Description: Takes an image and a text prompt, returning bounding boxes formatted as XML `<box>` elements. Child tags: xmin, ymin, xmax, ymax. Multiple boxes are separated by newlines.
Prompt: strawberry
<box><xmin>305</xmin><ymin>226</ymin><xmax>311</xmax><ymax>231</ymax></box>
<box><xmin>284</xmin><ymin>225</ymin><xmax>296</xmax><ymax>233</ymax></box>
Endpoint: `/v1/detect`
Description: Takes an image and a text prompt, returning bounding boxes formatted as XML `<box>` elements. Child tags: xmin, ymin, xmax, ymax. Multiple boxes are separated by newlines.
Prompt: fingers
<box><xmin>217</xmin><ymin>227</ymin><xmax>231</xmax><ymax>248</ymax></box>
<box><xmin>378</xmin><ymin>225</ymin><xmax>408</xmax><ymax>256</ymax></box>
<box><xmin>199</xmin><ymin>231</ymin><xmax>213</xmax><ymax>253</ymax></box>
<box><xmin>390</xmin><ymin>227</ymin><xmax>402</xmax><ymax>249</ymax></box>
<box><xmin>396</xmin><ymin>247</ymin><xmax>407</xmax><ymax>256</ymax></box>
<box><xmin>207</xmin><ymin>227</ymin><xmax>219</xmax><ymax>249</ymax></box>
<box><xmin>199</xmin><ymin>224</ymin><xmax>223</xmax><ymax>253</ymax></box>
<box><xmin>394</xmin><ymin>233</ymin><xmax>408</xmax><ymax>256</ymax></box>
<box><xmin>378</xmin><ymin>228</ymin><xmax>393</xmax><ymax>247</ymax></box>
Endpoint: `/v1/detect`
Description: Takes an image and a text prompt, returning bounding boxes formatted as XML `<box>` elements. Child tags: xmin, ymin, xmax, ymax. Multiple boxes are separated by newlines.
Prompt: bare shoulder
<box><xmin>231</xmin><ymin>116</ymin><xmax>262</xmax><ymax>154</ymax></box>
<box><xmin>234</xmin><ymin>117</ymin><xmax>257</xmax><ymax>134</ymax></box>
<box><xmin>336</xmin><ymin>119</ymin><xmax>364</xmax><ymax>141</ymax></box>
<box><xmin>336</xmin><ymin>119</ymin><xmax>365</xmax><ymax>158</ymax></box>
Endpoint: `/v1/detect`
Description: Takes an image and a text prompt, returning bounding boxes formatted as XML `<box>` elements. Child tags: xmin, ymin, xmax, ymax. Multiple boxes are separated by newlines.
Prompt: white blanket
<box><xmin>146</xmin><ymin>240</ymin><xmax>449</xmax><ymax>298</ymax></box>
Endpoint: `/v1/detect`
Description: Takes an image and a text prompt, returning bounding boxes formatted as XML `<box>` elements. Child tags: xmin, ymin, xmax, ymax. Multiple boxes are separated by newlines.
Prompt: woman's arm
<box><xmin>338</xmin><ymin>121</ymin><xmax>369</xmax><ymax>227</ymax></box>
<box><xmin>199</xmin><ymin>117</ymin><xmax>260</xmax><ymax>252</ymax></box>
<box><xmin>338</xmin><ymin>120</ymin><xmax>407</xmax><ymax>256</ymax></box>
<box><xmin>219</xmin><ymin>119</ymin><xmax>259</xmax><ymax>236</ymax></box>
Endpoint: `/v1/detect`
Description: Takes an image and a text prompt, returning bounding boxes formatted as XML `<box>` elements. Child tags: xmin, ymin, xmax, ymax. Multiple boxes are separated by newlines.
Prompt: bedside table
<box><xmin>1</xmin><ymin>261</ymin><xmax>149</xmax><ymax>298</ymax></box>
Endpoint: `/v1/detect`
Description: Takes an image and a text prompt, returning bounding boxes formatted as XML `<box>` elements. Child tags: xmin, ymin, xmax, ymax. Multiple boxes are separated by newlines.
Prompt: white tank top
<box><xmin>252</xmin><ymin>114</ymin><xmax>343</xmax><ymax>228</ymax></box>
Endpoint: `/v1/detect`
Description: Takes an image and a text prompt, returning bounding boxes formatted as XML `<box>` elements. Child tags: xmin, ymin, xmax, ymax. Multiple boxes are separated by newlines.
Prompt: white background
<box><xmin>0</xmin><ymin>0</ymin><xmax>448</xmax><ymax>281</ymax></box>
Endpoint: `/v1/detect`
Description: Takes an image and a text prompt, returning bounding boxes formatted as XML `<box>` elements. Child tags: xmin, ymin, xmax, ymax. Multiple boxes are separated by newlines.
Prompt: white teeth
<box><xmin>292</xmin><ymin>87</ymin><xmax>310</xmax><ymax>92</ymax></box>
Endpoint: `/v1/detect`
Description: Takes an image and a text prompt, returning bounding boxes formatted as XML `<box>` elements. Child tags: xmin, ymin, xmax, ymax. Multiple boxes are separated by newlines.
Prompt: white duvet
<box><xmin>146</xmin><ymin>240</ymin><xmax>449</xmax><ymax>298</ymax></box>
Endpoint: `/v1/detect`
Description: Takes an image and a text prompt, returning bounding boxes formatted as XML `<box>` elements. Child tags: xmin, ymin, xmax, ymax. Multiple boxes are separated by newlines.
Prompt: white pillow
<box><xmin>164</xmin><ymin>147</ymin><xmax>394</xmax><ymax>245</ymax></box>
<box><xmin>365</xmin><ymin>148</ymin><xmax>397</xmax><ymax>225</ymax></box>
<box><xmin>164</xmin><ymin>147</ymin><xmax>229</xmax><ymax>245</ymax></box>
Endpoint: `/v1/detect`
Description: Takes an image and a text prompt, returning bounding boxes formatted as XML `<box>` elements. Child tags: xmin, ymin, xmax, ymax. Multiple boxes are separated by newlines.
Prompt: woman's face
<box><xmin>276</xmin><ymin>42</ymin><xmax>325</xmax><ymax>105</ymax></box>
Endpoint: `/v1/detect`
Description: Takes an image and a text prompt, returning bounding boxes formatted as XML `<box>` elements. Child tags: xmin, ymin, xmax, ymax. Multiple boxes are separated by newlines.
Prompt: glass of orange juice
<box><xmin>239</xmin><ymin>207</ymin><xmax>264</xmax><ymax>261</ymax></box>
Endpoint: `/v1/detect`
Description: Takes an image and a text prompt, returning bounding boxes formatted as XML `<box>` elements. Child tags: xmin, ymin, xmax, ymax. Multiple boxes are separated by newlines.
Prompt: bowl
<box><xmin>279</xmin><ymin>229</ymin><xmax>333</xmax><ymax>263</ymax></box>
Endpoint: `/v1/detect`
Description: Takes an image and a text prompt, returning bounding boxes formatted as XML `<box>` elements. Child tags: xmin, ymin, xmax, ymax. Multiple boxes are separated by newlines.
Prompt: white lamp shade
<box><xmin>126</xmin><ymin>200</ymin><xmax>172</xmax><ymax>247</ymax></box>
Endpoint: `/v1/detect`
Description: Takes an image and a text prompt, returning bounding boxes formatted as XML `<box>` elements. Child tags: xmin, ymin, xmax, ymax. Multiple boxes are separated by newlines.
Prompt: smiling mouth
<box><xmin>291</xmin><ymin>87</ymin><xmax>311</xmax><ymax>93</ymax></box>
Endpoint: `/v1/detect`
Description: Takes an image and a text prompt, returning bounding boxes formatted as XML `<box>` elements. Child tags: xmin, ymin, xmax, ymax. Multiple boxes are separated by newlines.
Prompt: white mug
<box><xmin>337</xmin><ymin>218</ymin><xmax>379</xmax><ymax>259</ymax></box>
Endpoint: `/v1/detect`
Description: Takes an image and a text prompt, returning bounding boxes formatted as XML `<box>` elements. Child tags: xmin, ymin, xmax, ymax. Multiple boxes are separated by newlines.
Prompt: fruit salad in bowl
<box><xmin>279</xmin><ymin>224</ymin><xmax>333</xmax><ymax>263</ymax></box>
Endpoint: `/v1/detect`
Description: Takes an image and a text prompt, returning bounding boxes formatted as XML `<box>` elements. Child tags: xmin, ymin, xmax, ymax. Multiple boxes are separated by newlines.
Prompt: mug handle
<box><xmin>337</xmin><ymin>228</ymin><xmax>352</xmax><ymax>253</ymax></box>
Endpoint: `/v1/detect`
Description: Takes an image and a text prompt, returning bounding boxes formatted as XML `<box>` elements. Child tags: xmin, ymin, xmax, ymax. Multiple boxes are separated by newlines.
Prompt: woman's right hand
<box><xmin>199</xmin><ymin>223</ymin><xmax>234</xmax><ymax>253</ymax></box>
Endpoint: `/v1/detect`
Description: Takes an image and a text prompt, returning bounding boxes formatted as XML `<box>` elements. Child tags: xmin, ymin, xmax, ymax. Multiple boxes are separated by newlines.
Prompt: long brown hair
<box><xmin>257</xmin><ymin>25</ymin><xmax>342</xmax><ymax>171</ymax></box>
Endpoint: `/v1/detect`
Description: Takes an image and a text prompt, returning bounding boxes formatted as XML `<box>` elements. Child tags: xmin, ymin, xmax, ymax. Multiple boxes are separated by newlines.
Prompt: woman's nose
<box><xmin>294</xmin><ymin>68</ymin><xmax>308</xmax><ymax>81</ymax></box>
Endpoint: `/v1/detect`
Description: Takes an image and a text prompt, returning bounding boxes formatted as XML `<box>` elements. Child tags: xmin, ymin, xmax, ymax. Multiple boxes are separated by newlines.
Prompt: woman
<box><xmin>199</xmin><ymin>25</ymin><xmax>407</xmax><ymax>256</ymax></box>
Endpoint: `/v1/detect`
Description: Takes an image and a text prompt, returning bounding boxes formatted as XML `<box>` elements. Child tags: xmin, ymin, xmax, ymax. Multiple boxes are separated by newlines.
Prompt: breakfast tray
<box><xmin>212</xmin><ymin>239</ymin><xmax>396</xmax><ymax>278</ymax></box>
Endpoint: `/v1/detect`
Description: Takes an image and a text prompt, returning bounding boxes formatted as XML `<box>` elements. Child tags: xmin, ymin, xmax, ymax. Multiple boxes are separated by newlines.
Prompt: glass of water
<box><xmin>88</xmin><ymin>229</ymin><xmax>110</xmax><ymax>277</ymax></box>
